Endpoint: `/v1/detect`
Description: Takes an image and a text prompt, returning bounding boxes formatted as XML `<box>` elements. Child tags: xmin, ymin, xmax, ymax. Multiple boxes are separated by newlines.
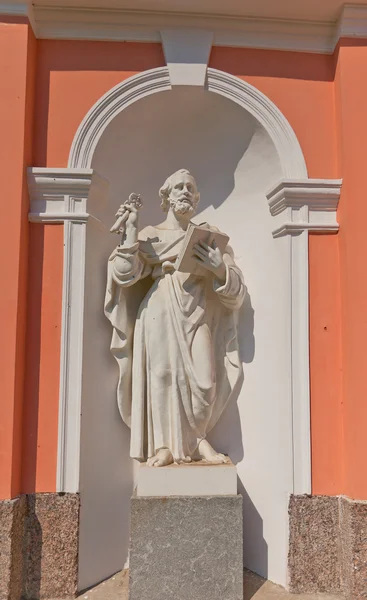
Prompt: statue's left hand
<box><xmin>193</xmin><ymin>241</ymin><xmax>226</xmax><ymax>283</ymax></box>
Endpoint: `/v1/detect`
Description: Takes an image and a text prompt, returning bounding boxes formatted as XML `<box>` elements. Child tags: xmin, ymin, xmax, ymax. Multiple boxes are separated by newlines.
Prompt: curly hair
<box><xmin>159</xmin><ymin>169</ymin><xmax>200</xmax><ymax>212</ymax></box>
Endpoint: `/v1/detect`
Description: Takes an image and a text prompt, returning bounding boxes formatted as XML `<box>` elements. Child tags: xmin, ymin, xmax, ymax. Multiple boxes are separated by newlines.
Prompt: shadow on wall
<box><xmin>238</xmin><ymin>477</ymin><xmax>268</xmax><ymax>580</ymax></box>
<box><xmin>208</xmin><ymin>291</ymin><xmax>255</xmax><ymax>465</ymax></box>
<box><xmin>22</xmin><ymin>496</ymin><xmax>42</xmax><ymax>599</ymax></box>
<box><xmin>92</xmin><ymin>87</ymin><xmax>258</xmax><ymax>230</ymax></box>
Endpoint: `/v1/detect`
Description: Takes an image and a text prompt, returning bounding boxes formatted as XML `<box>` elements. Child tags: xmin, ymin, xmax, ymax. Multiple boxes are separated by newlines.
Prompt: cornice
<box><xmin>336</xmin><ymin>4</ymin><xmax>367</xmax><ymax>41</ymax></box>
<box><xmin>266</xmin><ymin>178</ymin><xmax>342</xmax><ymax>238</ymax></box>
<box><xmin>5</xmin><ymin>3</ymin><xmax>365</xmax><ymax>53</ymax></box>
<box><xmin>267</xmin><ymin>179</ymin><xmax>342</xmax><ymax>216</ymax></box>
<box><xmin>0</xmin><ymin>1</ymin><xmax>37</xmax><ymax>32</ymax></box>
<box><xmin>28</xmin><ymin>167</ymin><xmax>109</xmax><ymax>223</ymax></box>
<box><xmin>0</xmin><ymin>2</ymin><xmax>28</xmax><ymax>15</ymax></box>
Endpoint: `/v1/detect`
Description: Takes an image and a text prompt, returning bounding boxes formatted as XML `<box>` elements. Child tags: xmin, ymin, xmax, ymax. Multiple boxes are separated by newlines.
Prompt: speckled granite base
<box><xmin>129</xmin><ymin>495</ymin><xmax>243</xmax><ymax>600</ymax></box>
<box><xmin>0</xmin><ymin>493</ymin><xmax>79</xmax><ymax>600</ymax></box>
<box><xmin>288</xmin><ymin>495</ymin><xmax>341</xmax><ymax>594</ymax></box>
<box><xmin>0</xmin><ymin>496</ymin><xmax>26</xmax><ymax>600</ymax></box>
<box><xmin>23</xmin><ymin>493</ymin><xmax>80</xmax><ymax>599</ymax></box>
<box><xmin>289</xmin><ymin>494</ymin><xmax>367</xmax><ymax>599</ymax></box>
<box><xmin>340</xmin><ymin>496</ymin><xmax>367</xmax><ymax>600</ymax></box>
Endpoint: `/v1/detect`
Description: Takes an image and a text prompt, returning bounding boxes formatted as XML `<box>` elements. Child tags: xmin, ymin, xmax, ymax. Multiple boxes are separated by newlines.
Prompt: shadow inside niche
<box><xmin>238</xmin><ymin>477</ymin><xmax>268</xmax><ymax>581</ymax></box>
<box><xmin>238</xmin><ymin>291</ymin><xmax>255</xmax><ymax>365</ymax></box>
<box><xmin>243</xmin><ymin>568</ymin><xmax>267</xmax><ymax>600</ymax></box>
<box><xmin>207</xmin><ymin>289</ymin><xmax>255</xmax><ymax>465</ymax></box>
<box><xmin>22</xmin><ymin>495</ymin><xmax>42</xmax><ymax>599</ymax></box>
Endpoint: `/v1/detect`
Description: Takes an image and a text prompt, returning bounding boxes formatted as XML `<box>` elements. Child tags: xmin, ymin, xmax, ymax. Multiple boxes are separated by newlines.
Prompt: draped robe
<box><xmin>104</xmin><ymin>223</ymin><xmax>246</xmax><ymax>461</ymax></box>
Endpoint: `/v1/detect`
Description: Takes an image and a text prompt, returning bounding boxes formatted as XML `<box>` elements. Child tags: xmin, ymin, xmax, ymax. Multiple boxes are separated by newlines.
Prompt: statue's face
<box><xmin>168</xmin><ymin>173</ymin><xmax>199</xmax><ymax>216</ymax></box>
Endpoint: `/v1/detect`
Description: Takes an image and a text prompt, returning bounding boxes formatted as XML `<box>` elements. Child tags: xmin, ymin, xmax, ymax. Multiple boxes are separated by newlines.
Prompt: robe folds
<box><xmin>104</xmin><ymin>224</ymin><xmax>246</xmax><ymax>461</ymax></box>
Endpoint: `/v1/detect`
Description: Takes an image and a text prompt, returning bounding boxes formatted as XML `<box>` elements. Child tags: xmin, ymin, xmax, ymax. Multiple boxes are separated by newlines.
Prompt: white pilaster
<box><xmin>267</xmin><ymin>178</ymin><xmax>342</xmax><ymax>494</ymax></box>
<box><xmin>28</xmin><ymin>167</ymin><xmax>109</xmax><ymax>493</ymax></box>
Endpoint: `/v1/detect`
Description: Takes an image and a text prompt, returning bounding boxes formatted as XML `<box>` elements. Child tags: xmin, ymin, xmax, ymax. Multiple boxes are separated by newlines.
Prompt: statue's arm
<box><xmin>111</xmin><ymin>242</ymin><xmax>151</xmax><ymax>287</ymax></box>
<box><xmin>110</xmin><ymin>202</ymin><xmax>152</xmax><ymax>287</ymax></box>
<box><xmin>213</xmin><ymin>249</ymin><xmax>246</xmax><ymax>310</ymax></box>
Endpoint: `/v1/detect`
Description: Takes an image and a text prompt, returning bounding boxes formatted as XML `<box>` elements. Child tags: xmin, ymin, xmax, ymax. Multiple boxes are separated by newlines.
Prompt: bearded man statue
<box><xmin>105</xmin><ymin>169</ymin><xmax>246</xmax><ymax>467</ymax></box>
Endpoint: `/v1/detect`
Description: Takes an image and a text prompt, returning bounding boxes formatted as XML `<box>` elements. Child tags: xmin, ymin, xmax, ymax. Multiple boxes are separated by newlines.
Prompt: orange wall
<box><xmin>309</xmin><ymin>233</ymin><xmax>343</xmax><ymax>495</ymax></box>
<box><xmin>34</xmin><ymin>40</ymin><xmax>165</xmax><ymax>167</ymax></box>
<box><xmin>0</xmin><ymin>19</ymin><xmax>36</xmax><ymax>500</ymax></box>
<box><xmin>333</xmin><ymin>39</ymin><xmax>367</xmax><ymax>500</ymax></box>
<box><xmin>22</xmin><ymin>224</ymin><xmax>63</xmax><ymax>493</ymax></box>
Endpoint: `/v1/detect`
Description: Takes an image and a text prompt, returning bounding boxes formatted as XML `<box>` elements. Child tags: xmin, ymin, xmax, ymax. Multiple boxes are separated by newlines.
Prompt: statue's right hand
<box><xmin>123</xmin><ymin>203</ymin><xmax>139</xmax><ymax>245</ymax></box>
<box><xmin>124</xmin><ymin>203</ymin><xmax>139</xmax><ymax>226</ymax></box>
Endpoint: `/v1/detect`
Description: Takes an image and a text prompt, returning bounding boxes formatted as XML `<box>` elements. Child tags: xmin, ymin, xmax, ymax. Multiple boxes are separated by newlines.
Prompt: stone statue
<box><xmin>105</xmin><ymin>169</ymin><xmax>246</xmax><ymax>467</ymax></box>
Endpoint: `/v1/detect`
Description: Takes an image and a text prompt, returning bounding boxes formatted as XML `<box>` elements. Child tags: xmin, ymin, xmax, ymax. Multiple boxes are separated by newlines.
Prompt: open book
<box><xmin>175</xmin><ymin>223</ymin><xmax>229</xmax><ymax>275</ymax></box>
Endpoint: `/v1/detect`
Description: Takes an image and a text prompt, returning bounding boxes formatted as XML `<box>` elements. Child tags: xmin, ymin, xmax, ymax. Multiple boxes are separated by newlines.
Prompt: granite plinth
<box><xmin>0</xmin><ymin>496</ymin><xmax>26</xmax><ymax>600</ymax></box>
<box><xmin>288</xmin><ymin>493</ymin><xmax>367</xmax><ymax>599</ymax></box>
<box><xmin>129</xmin><ymin>494</ymin><xmax>243</xmax><ymax>600</ymax></box>
<box><xmin>136</xmin><ymin>460</ymin><xmax>237</xmax><ymax>497</ymax></box>
<box><xmin>288</xmin><ymin>495</ymin><xmax>341</xmax><ymax>594</ymax></box>
<box><xmin>23</xmin><ymin>493</ymin><xmax>80</xmax><ymax>599</ymax></box>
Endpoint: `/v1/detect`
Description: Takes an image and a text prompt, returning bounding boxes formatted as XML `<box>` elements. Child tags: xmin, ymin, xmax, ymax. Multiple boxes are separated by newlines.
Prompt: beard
<box><xmin>169</xmin><ymin>197</ymin><xmax>195</xmax><ymax>216</ymax></box>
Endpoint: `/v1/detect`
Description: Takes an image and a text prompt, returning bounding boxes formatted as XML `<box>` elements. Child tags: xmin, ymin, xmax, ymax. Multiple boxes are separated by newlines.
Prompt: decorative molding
<box><xmin>267</xmin><ymin>179</ymin><xmax>342</xmax><ymax>238</ymax></box>
<box><xmin>336</xmin><ymin>4</ymin><xmax>367</xmax><ymax>43</ymax></box>
<box><xmin>0</xmin><ymin>2</ymin><xmax>27</xmax><ymax>15</ymax></box>
<box><xmin>214</xmin><ymin>18</ymin><xmax>334</xmax><ymax>54</ymax></box>
<box><xmin>28</xmin><ymin>167</ymin><xmax>109</xmax><ymax>493</ymax></box>
<box><xmin>68</xmin><ymin>66</ymin><xmax>307</xmax><ymax>180</ymax></box>
<box><xmin>160</xmin><ymin>29</ymin><xmax>213</xmax><ymax>86</ymax></box>
<box><xmin>68</xmin><ymin>67</ymin><xmax>171</xmax><ymax>169</ymax></box>
<box><xmin>272</xmin><ymin>222</ymin><xmax>339</xmax><ymax>238</ymax></box>
<box><xmin>23</xmin><ymin>3</ymin><xmax>367</xmax><ymax>53</ymax></box>
<box><xmin>28</xmin><ymin>168</ymin><xmax>108</xmax><ymax>223</ymax></box>
<box><xmin>0</xmin><ymin>1</ymin><xmax>37</xmax><ymax>33</ymax></box>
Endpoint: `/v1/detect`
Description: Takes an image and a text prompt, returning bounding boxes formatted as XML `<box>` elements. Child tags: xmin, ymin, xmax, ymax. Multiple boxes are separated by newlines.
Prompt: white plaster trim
<box><xmin>266</xmin><ymin>178</ymin><xmax>341</xmax><ymax>494</ymax></box>
<box><xmin>272</xmin><ymin>222</ymin><xmax>340</xmax><ymax>238</ymax></box>
<box><xmin>28</xmin><ymin>167</ymin><xmax>109</xmax><ymax>493</ymax></box>
<box><xmin>0</xmin><ymin>1</ymin><xmax>37</xmax><ymax>33</ymax></box>
<box><xmin>160</xmin><ymin>29</ymin><xmax>213</xmax><ymax>86</ymax></box>
<box><xmin>28</xmin><ymin>4</ymin><xmax>367</xmax><ymax>53</ymax></box>
<box><xmin>336</xmin><ymin>4</ymin><xmax>367</xmax><ymax>43</ymax></box>
<box><xmin>68</xmin><ymin>67</ymin><xmax>307</xmax><ymax>180</ymax></box>
<box><xmin>0</xmin><ymin>2</ymin><xmax>27</xmax><ymax>15</ymax></box>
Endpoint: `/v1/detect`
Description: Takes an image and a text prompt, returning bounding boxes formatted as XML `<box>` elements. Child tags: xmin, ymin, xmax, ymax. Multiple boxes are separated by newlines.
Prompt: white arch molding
<box><xmin>68</xmin><ymin>66</ymin><xmax>308</xmax><ymax>179</ymax></box>
<box><xmin>28</xmin><ymin>67</ymin><xmax>341</xmax><ymax>502</ymax></box>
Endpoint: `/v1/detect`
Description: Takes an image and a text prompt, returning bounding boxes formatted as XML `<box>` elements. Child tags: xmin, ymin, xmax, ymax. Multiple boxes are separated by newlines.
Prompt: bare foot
<box><xmin>147</xmin><ymin>448</ymin><xmax>174</xmax><ymax>467</ymax></box>
<box><xmin>197</xmin><ymin>439</ymin><xmax>229</xmax><ymax>464</ymax></box>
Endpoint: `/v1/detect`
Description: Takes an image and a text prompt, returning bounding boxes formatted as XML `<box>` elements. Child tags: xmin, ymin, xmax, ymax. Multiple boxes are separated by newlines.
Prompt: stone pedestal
<box><xmin>129</xmin><ymin>463</ymin><xmax>243</xmax><ymax>600</ymax></box>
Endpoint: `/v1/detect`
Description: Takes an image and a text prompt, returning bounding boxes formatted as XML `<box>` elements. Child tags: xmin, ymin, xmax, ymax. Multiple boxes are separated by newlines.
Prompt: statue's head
<box><xmin>159</xmin><ymin>169</ymin><xmax>200</xmax><ymax>216</ymax></box>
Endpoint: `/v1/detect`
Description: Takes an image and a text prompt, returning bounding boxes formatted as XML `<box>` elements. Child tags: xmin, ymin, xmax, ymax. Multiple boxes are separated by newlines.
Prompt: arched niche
<box><xmin>74</xmin><ymin>69</ymin><xmax>306</xmax><ymax>590</ymax></box>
